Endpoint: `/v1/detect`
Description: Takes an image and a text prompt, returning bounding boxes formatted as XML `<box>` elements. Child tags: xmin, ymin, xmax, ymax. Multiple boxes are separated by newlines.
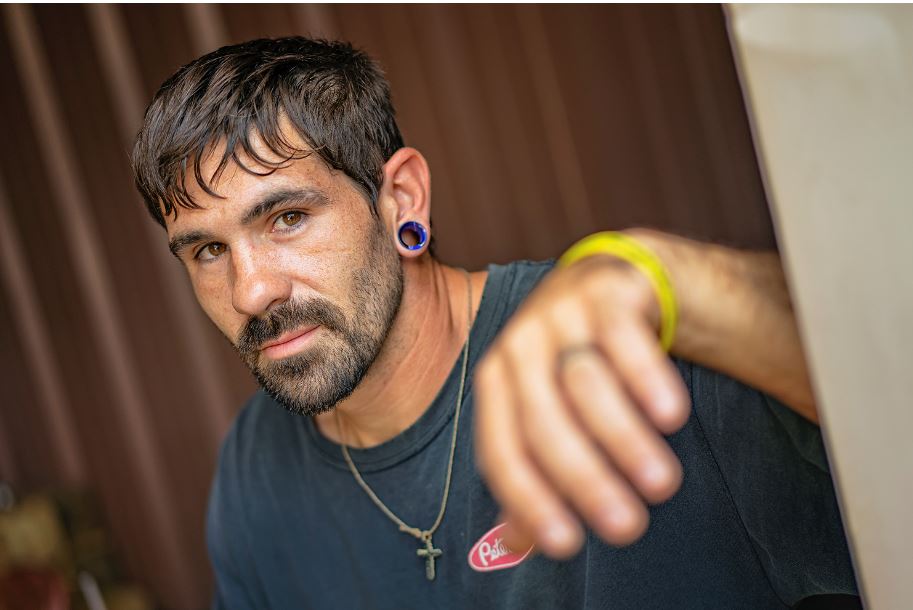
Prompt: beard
<box><xmin>235</xmin><ymin>224</ymin><xmax>404</xmax><ymax>417</ymax></box>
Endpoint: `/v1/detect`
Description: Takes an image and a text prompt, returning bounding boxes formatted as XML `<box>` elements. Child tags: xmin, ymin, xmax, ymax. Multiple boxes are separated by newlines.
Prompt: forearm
<box><xmin>625</xmin><ymin>229</ymin><xmax>818</xmax><ymax>423</ymax></box>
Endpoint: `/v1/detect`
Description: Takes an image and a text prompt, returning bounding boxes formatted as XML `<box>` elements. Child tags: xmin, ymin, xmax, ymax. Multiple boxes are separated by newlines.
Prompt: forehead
<box><xmin>167</xmin><ymin>127</ymin><xmax>361</xmax><ymax>233</ymax></box>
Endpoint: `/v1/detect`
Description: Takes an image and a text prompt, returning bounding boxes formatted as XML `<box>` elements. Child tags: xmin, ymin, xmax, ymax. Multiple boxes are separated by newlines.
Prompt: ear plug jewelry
<box><xmin>397</xmin><ymin>221</ymin><xmax>428</xmax><ymax>251</ymax></box>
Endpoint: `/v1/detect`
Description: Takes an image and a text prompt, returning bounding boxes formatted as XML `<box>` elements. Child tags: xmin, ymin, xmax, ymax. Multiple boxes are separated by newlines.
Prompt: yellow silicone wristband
<box><xmin>558</xmin><ymin>232</ymin><xmax>678</xmax><ymax>352</ymax></box>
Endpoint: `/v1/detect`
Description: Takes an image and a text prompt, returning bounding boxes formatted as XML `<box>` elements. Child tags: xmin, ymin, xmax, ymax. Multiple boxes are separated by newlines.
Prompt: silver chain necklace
<box><xmin>336</xmin><ymin>269</ymin><xmax>473</xmax><ymax>581</ymax></box>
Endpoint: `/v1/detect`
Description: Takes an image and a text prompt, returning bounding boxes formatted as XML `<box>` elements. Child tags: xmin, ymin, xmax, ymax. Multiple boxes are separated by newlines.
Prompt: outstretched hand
<box><xmin>473</xmin><ymin>254</ymin><xmax>691</xmax><ymax>559</ymax></box>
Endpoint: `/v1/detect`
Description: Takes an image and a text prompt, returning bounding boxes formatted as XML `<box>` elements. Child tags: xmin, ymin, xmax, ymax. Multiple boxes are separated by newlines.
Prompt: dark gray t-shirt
<box><xmin>207</xmin><ymin>260</ymin><xmax>858</xmax><ymax>609</ymax></box>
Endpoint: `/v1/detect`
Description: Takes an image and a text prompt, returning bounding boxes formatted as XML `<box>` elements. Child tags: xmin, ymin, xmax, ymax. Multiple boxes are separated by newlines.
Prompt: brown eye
<box><xmin>197</xmin><ymin>242</ymin><xmax>226</xmax><ymax>261</ymax></box>
<box><xmin>276</xmin><ymin>211</ymin><xmax>304</xmax><ymax>229</ymax></box>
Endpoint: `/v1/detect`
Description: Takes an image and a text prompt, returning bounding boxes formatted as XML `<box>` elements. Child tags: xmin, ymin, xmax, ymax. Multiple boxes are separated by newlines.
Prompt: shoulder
<box><xmin>487</xmin><ymin>258</ymin><xmax>556</xmax><ymax>315</ymax></box>
<box><xmin>681</xmin><ymin>359</ymin><xmax>830</xmax><ymax>471</ymax></box>
<box><xmin>499</xmin><ymin>258</ymin><xmax>555</xmax><ymax>294</ymax></box>
<box><xmin>469</xmin><ymin>259</ymin><xmax>555</xmax><ymax>351</ymax></box>
<box><xmin>674</xmin><ymin>360</ymin><xmax>857</xmax><ymax>602</ymax></box>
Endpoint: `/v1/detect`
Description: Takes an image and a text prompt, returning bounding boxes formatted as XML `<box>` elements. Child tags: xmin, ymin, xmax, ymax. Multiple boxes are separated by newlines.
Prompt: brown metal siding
<box><xmin>0</xmin><ymin>5</ymin><xmax>771</xmax><ymax>608</ymax></box>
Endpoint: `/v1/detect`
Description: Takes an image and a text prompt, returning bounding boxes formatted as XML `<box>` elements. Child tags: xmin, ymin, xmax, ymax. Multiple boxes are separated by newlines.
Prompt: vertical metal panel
<box><xmin>363</xmin><ymin>4</ymin><xmax>474</xmax><ymax>256</ymax></box>
<box><xmin>466</xmin><ymin>5</ymin><xmax>559</xmax><ymax>260</ymax></box>
<box><xmin>2</xmin><ymin>4</ymin><xmax>195</xmax><ymax>606</ymax></box>
<box><xmin>0</xmin><ymin>5</ymin><xmax>772</xmax><ymax>607</ymax></box>
<box><xmin>515</xmin><ymin>5</ymin><xmax>595</xmax><ymax>238</ymax></box>
<box><xmin>0</xmin><ymin>173</ymin><xmax>84</xmax><ymax>485</ymax></box>
<box><xmin>183</xmin><ymin>3</ymin><xmax>228</xmax><ymax>57</ymax></box>
<box><xmin>86</xmin><ymin>3</ymin><xmax>233</xmax><ymax>448</ymax></box>
<box><xmin>294</xmin><ymin>4</ymin><xmax>340</xmax><ymax>39</ymax></box>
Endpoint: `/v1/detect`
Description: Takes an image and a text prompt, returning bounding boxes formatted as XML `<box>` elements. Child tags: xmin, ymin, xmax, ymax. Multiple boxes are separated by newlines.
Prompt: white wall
<box><xmin>727</xmin><ymin>5</ymin><xmax>913</xmax><ymax>608</ymax></box>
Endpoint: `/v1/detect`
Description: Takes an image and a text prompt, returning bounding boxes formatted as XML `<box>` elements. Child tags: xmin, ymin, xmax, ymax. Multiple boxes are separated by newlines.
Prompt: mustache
<box><xmin>237</xmin><ymin>298</ymin><xmax>347</xmax><ymax>354</ymax></box>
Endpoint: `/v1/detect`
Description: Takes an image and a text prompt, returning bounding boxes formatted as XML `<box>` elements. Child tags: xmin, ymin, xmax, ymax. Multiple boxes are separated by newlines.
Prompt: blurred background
<box><xmin>0</xmin><ymin>4</ymin><xmax>774</xmax><ymax>609</ymax></box>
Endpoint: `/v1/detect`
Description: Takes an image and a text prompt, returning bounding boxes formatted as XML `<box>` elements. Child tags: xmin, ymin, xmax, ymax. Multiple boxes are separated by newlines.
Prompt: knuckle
<box><xmin>501</xmin><ymin>325</ymin><xmax>537</xmax><ymax>358</ymax></box>
<box><xmin>547</xmin><ymin>294</ymin><xmax>585</xmax><ymax>322</ymax></box>
<box><xmin>600</xmin><ymin>315</ymin><xmax>633</xmax><ymax>345</ymax></box>
<box><xmin>609</xmin><ymin>267</ymin><xmax>654</xmax><ymax>311</ymax></box>
<box><xmin>561</xmin><ymin>356</ymin><xmax>605</xmax><ymax>394</ymax></box>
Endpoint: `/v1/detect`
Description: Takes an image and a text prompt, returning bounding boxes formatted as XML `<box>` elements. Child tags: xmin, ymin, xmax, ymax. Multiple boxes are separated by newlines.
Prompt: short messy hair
<box><xmin>131</xmin><ymin>37</ymin><xmax>404</xmax><ymax>227</ymax></box>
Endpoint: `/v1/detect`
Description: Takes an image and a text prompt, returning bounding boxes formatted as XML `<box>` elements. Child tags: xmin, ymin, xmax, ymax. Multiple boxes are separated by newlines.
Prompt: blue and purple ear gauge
<box><xmin>398</xmin><ymin>221</ymin><xmax>428</xmax><ymax>251</ymax></box>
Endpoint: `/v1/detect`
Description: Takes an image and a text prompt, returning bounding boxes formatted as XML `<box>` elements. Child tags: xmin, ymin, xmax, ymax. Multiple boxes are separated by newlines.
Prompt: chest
<box><xmin>239</xmin><ymin>422</ymin><xmax>786</xmax><ymax>610</ymax></box>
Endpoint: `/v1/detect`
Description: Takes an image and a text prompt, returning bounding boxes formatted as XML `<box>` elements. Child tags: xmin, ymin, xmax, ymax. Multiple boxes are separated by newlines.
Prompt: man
<box><xmin>132</xmin><ymin>37</ymin><xmax>858</xmax><ymax>608</ymax></box>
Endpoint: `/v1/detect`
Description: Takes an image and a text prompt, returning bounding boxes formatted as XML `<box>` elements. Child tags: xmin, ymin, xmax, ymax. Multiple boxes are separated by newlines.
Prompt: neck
<box><xmin>313</xmin><ymin>257</ymin><xmax>487</xmax><ymax>448</ymax></box>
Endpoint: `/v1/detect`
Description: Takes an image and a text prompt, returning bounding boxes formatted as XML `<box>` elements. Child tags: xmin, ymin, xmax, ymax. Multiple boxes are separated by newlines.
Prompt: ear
<box><xmin>377</xmin><ymin>147</ymin><xmax>432</xmax><ymax>258</ymax></box>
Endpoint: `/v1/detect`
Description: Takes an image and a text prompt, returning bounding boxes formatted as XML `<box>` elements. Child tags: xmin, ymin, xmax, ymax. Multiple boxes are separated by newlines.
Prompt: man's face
<box><xmin>167</xmin><ymin>146</ymin><xmax>403</xmax><ymax>416</ymax></box>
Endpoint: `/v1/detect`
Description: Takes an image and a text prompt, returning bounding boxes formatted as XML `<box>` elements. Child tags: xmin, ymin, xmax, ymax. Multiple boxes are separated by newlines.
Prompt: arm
<box><xmin>626</xmin><ymin>228</ymin><xmax>816</xmax><ymax>422</ymax></box>
<box><xmin>474</xmin><ymin>228</ymin><xmax>816</xmax><ymax>559</ymax></box>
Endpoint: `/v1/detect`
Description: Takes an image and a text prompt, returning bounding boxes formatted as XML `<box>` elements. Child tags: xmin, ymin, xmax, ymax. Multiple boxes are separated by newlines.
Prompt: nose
<box><xmin>230</xmin><ymin>245</ymin><xmax>292</xmax><ymax>317</ymax></box>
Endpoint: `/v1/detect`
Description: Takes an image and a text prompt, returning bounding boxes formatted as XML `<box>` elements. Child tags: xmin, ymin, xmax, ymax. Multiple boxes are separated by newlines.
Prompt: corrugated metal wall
<box><xmin>0</xmin><ymin>4</ymin><xmax>772</xmax><ymax>608</ymax></box>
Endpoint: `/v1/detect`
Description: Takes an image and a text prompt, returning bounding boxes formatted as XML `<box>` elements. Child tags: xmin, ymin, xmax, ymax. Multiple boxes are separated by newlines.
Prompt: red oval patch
<box><xmin>467</xmin><ymin>522</ymin><xmax>534</xmax><ymax>572</ymax></box>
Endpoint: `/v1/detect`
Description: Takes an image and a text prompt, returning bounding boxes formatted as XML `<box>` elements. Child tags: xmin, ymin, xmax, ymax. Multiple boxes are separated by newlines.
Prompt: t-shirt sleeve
<box><xmin>686</xmin><ymin>361</ymin><xmax>859</xmax><ymax>606</ymax></box>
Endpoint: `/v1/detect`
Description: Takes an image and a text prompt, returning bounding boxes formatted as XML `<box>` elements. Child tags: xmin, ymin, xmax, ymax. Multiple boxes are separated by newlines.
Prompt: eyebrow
<box><xmin>168</xmin><ymin>229</ymin><xmax>213</xmax><ymax>259</ymax></box>
<box><xmin>240</xmin><ymin>187</ymin><xmax>330</xmax><ymax>225</ymax></box>
<box><xmin>168</xmin><ymin>187</ymin><xmax>330</xmax><ymax>259</ymax></box>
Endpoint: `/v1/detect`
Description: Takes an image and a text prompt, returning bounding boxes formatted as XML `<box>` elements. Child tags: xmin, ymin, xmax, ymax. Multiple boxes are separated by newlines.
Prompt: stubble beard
<box><xmin>235</xmin><ymin>224</ymin><xmax>404</xmax><ymax>417</ymax></box>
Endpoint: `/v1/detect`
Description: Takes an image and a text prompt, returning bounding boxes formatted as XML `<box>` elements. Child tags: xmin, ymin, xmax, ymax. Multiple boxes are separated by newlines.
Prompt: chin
<box><xmin>253</xmin><ymin>352</ymin><xmax>370</xmax><ymax>418</ymax></box>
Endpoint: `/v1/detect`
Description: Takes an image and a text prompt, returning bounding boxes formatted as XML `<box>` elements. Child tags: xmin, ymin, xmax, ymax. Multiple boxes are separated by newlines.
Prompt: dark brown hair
<box><xmin>132</xmin><ymin>37</ymin><xmax>404</xmax><ymax>227</ymax></box>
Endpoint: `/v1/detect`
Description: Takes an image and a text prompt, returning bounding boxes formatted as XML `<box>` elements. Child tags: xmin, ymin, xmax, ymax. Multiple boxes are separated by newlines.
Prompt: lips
<box><xmin>260</xmin><ymin>325</ymin><xmax>319</xmax><ymax>359</ymax></box>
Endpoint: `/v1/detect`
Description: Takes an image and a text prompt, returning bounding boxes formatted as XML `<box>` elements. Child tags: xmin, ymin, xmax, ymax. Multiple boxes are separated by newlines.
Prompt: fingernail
<box><xmin>540</xmin><ymin>519</ymin><xmax>579</xmax><ymax>553</ymax></box>
<box><xmin>640</xmin><ymin>460</ymin><xmax>669</xmax><ymax>489</ymax></box>
<box><xmin>653</xmin><ymin>389</ymin><xmax>680</xmax><ymax>418</ymax></box>
<box><xmin>600</xmin><ymin>503</ymin><xmax>636</xmax><ymax>532</ymax></box>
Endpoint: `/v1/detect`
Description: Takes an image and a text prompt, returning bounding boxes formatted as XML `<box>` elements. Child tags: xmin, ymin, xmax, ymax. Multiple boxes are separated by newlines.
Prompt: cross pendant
<box><xmin>416</xmin><ymin>536</ymin><xmax>443</xmax><ymax>580</ymax></box>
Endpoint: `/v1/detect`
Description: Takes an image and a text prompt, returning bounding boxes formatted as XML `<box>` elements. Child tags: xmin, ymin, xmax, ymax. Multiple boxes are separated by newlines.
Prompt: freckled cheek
<box><xmin>268</xmin><ymin>235</ymin><xmax>343</xmax><ymax>291</ymax></box>
<box><xmin>190</xmin><ymin>274</ymin><xmax>246</xmax><ymax>343</ymax></box>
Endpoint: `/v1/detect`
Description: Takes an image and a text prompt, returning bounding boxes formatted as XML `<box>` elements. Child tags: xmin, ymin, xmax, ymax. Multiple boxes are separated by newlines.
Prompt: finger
<box><xmin>498</xmin><ymin>511</ymin><xmax>537</xmax><ymax>556</ymax></box>
<box><xmin>559</xmin><ymin>350</ymin><xmax>682</xmax><ymax>503</ymax></box>
<box><xmin>502</xmin><ymin>326</ymin><xmax>650</xmax><ymax>549</ymax></box>
<box><xmin>542</xmin><ymin>292</ymin><xmax>594</xmax><ymax>347</ymax></box>
<box><xmin>542</xmin><ymin>294</ymin><xmax>681</xmax><ymax>501</ymax></box>
<box><xmin>474</xmin><ymin>353</ymin><xmax>583</xmax><ymax>557</ymax></box>
<box><xmin>596</xmin><ymin>312</ymin><xmax>691</xmax><ymax>434</ymax></box>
